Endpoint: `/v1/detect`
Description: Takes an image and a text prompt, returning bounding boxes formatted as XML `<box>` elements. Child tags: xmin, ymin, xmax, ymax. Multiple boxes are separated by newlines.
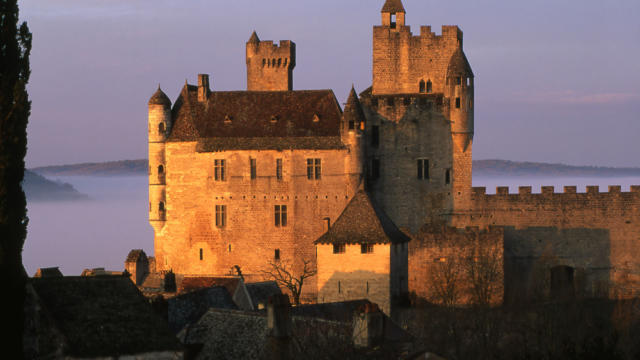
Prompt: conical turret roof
<box><xmin>381</xmin><ymin>0</ymin><xmax>405</xmax><ymax>13</ymax></box>
<box><xmin>148</xmin><ymin>86</ymin><xmax>171</xmax><ymax>106</ymax></box>
<box><xmin>343</xmin><ymin>86</ymin><xmax>365</xmax><ymax>126</ymax></box>
<box><xmin>248</xmin><ymin>31</ymin><xmax>260</xmax><ymax>43</ymax></box>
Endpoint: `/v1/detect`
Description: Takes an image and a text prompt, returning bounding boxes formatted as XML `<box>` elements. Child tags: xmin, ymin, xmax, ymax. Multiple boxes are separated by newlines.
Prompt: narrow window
<box><xmin>275</xmin><ymin>205</ymin><xmax>287</xmax><ymax>227</ymax></box>
<box><xmin>323</xmin><ymin>217</ymin><xmax>331</xmax><ymax>232</ymax></box>
<box><xmin>419</xmin><ymin>80</ymin><xmax>425</xmax><ymax>93</ymax></box>
<box><xmin>390</xmin><ymin>13</ymin><xmax>396</xmax><ymax>29</ymax></box>
<box><xmin>149</xmin><ymin>202</ymin><xmax>151</xmax><ymax>212</ymax></box>
<box><xmin>417</xmin><ymin>159</ymin><xmax>429</xmax><ymax>180</ymax></box>
<box><xmin>370</xmin><ymin>158</ymin><xmax>380</xmax><ymax>180</ymax></box>
<box><xmin>272</xmin><ymin>58</ymin><xmax>276</xmax><ymax>67</ymax></box>
<box><xmin>250</xmin><ymin>158</ymin><xmax>257</xmax><ymax>180</ymax></box>
<box><xmin>361</xmin><ymin>244</ymin><xmax>374</xmax><ymax>254</ymax></box>
<box><xmin>277</xmin><ymin>58</ymin><xmax>282</xmax><ymax>67</ymax></box>
<box><xmin>284</xmin><ymin>58</ymin><xmax>288</xmax><ymax>66</ymax></box>
<box><xmin>349</xmin><ymin>118</ymin><xmax>355</xmax><ymax>130</ymax></box>
<box><xmin>455</xmin><ymin>97</ymin><xmax>461</xmax><ymax>109</ymax></box>
<box><xmin>158</xmin><ymin>122</ymin><xmax>165</xmax><ymax>135</ymax></box>
<box><xmin>276</xmin><ymin>158</ymin><xmax>283</xmax><ymax>180</ymax></box>
<box><xmin>215</xmin><ymin>205</ymin><xmax>226</xmax><ymax>228</ymax></box>
<box><xmin>333</xmin><ymin>244</ymin><xmax>345</xmax><ymax>254</ymax></box>
<box><xmin>214</xmin><ymin>159</ymin><xmax>226</xmax><ymax>181</ymax></box>
<box><xmin>456</xmin><ymin>76</ymin><xmax>462</xmax><ymax>85</ymax></box>
<box><xmin>306</xmin><ymin>159</ymin><xmax>313</xmax><ymax>180</ymax></box>
<box><xmin>228</xmin><ymin>244</ymin><xmax>231</xmax><ymax>252</ymax></box>
<box><xmin>199</xmin><ymin>248</ymin><xmax>203</xmax><ymax>261</ymax></box>
<box><xmin>314</xmin><ymin>159</ymin><xmax>321</xmax><ymax>180</ymax></box>
<box><xmin>159</xmin><ymin>202</ymin><xmax>165</xmax><ymax>212</ymax></box>
<box><xmin>274</xmin><ymin>249</ymin><xmax>280</xmax><ymax>261</ymax></box>
<box><xmin>158</xmin><ymin>164</ymin><xmax>164</xmax><ymax>174</ymax></box>
<box><xmin>338</xmin><ymin>281</ymin><xmax>341</xmax><ymax>293</ymax></box>
<box><xmin>307</xmin><ymin>158</ymin><xmax>321</xmax><ymax>180</ymax></box>
<box><xmin>445</xmin><ymin>169</ymin><xmax>451</xmax><ymax>184</ymax></box>
<box><xmin>371</xmin><ymin>125</ymin><xmax>379</xmax><ymax>148</ymax></box>
<box><xmin>366</xmin><ymin>281</ymin><xmax>369</xmax><ymax>294</ymax></box>
<box><xmin>262</xmin><ymin>58</ymin><xmax>266</xmax><ymax>67</ymax></box>
<box><xmin>426</xmin><ymin>80</ymin><xmax>432</xmax><ymax>93</ymax></box>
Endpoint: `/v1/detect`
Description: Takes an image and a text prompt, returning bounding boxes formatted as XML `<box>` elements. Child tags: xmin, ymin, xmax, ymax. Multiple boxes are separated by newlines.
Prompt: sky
<box><xmin>19</xmin><ymin>0</ymin><xmax>640</xmax><ymax>168</ymax></box>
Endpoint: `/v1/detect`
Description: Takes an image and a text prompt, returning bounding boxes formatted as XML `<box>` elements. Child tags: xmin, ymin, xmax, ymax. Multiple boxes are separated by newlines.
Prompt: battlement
<box><xmin>361</xmin><ymin>93</ymin><xmax>445</xmax><ymax>111</ymax></box>
<box><xmin>246</xmin><ymin>33</ymin><xmax>295</xmax><ymax>91</ymax></box>
<box><xmin>472</xmin><ymin>185</ymin><xmax>640</xmax><ymax>197</ymax></box>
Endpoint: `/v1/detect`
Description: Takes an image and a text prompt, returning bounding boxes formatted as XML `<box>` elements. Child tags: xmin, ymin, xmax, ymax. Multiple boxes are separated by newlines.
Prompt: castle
<box><xmin>145</xmin><ymin>0</ymin><xmax>640</xmax><ymax>312</ymax></box>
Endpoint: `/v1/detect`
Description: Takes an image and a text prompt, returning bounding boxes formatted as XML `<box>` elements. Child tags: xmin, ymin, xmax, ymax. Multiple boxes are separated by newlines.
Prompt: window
<box><xmin>214</xmin><ymin>159</ymin><xmax>226</xmax><ymax>181</ymax></box>
<box><xmin>274</xmin><ymin>249</ymin><xmax>280</xmax><ymax>261</ymax></box>
<box><xmin>250</xmin><ymin>158</ymin><xmax>257</xmax><ymax>180</ymax></box>
<box><xmin>262</xmin><ymin>58</ymin><xmax>266</xmax><ymax>67</ymax></box>
<box><xmin>215</xmin><ymin>205</ymin><xmax>226</xmax><ymax>228</ymax></box>
<box><xmin>426</xmin><ymin>80</ymin><xmax>432</xmax><ymax>93</ymax></box>
<box><xmin>445</xmin><ymin>169</ymin><xmax>451</xmax><ymax>184</ymax></box>
<box><xmin>371</xmin><ymin>125</ymin><xmax>379</xmax><ymax>148</ymax></box>
<box><xmin>455</xmin><ymin>97</ymin><xmax>461</xmax><ymax>109</ymax></box>
<box><xmin>276</xmin><ymin>159</ymin><xmax>283</xmax><ymax>180</ymax></box>
<box><xmin>199</xmin><ymin>248</ymin><xmax>203</xmax><ymax>261</ymax></box>
<box><xmin>390</xmin><ymin>13</ymin><xmax>396</xmax><ymax>29</ymax></box>
<box><xmin>370</xmin><ymin>158</ymin><xmax>380</xmax><ymax>180</ymax></box>
<box><xmin>417</xmin><ymin>159</ymin><xmax>429</xmax><ymax>180</ymax></box>
<box><xmin>366</xmin><ymin>281</ymin><xmax>370</xmax><ymax>294</ymax></box>
<box><xmin>277</xmin><ymin>58</ymin><xmax>282</xmax><ymax>67</ymax></box>
<box><xmin>306</xmin><ymin>158</ymin><xmax>321</xmax><ymax>180</ymax></box>
<box><xmin>158</xmin><ymin>122</ymin><xmax>165</xmax><ymax>134</ymax></box>
<box><xmin>159</xmin><ymin>202</ymin><xmax>165</xmax><ymax>212</ymax></box>
<box><xmin>158</xmin><ymin>164</ymin><xmax>164</xmax><ymax>175</ymax></box>
<box><xmin>338</xmin><ymin>280</ymin><xmax>342</xmax><ymax>293</ymax></box>
<box><xmin>349</xmin><ymin>118</ymin><xmax>355</xmax><ymax>130</ymax></box>
<box><xmin>419</xmin><ymin>80</ymin><xmax>425</xmax><ymax>93</ymax></box>
<box><xmin>333</xmin><ymin>244</ymin><xmax>345</xmax><ymax>254</ymax></box>
<box><xmin>275</xmin><ymin>205</ymin><xmax>287</xmax><ymax>227</ymax></box>
<box><xmin>456</xmin><ymin>76</ymin><xmax>462</xmax><ymax>85</ymax></box>
<box><xmin>361</xmin><ymin>244</ymin><xmax>374</xmax><ymax>254</ymax></box>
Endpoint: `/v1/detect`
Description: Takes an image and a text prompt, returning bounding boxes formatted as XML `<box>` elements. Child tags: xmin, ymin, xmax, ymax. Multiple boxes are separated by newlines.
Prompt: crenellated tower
<box><xmin>148</xmin><ymin>87</ymin><xmax>171</xmax><ymax>235</ymax></box>
<box><xmin>246</xmin><ymin>31</ymin><xmax>296</xmax><ymax>91</ymax></box>
<box><xmin>361</xmin><ymin>0</ymin><xmax>475</xmax><ymax>232</ymax></box>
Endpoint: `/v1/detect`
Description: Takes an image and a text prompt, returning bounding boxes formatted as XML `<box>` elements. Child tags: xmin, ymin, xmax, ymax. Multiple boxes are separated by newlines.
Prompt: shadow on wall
<box><xmin>504</xmin><ymin>226</ymin><xmax>612</xmax><ymax>304</ymax></box>
<box><xmin>318</xmin><ymin>270</ymin><xmax>391</xmax><ymax>313</ymax></box>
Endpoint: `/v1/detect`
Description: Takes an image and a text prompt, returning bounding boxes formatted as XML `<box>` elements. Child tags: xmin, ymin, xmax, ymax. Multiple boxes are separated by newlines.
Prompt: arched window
<box><xmin>426</xmin><ymin>80</ymin><xmax>432</xmax><ymax>93</ymax></box>
<box><xmin>159</xmin><ymin>202</ymin><xmax>165</xmax><ymax>212</ymax></box>
<box><xmin>262</xmin><ymin>58</ymin><xmax>266</xmax><ymax>67</ymax></box>
<box><xmin>277</xmin><ymin>58</ymin><xmax>282</xmax><ymax>67</ymax></box>
<box><xmin>158</xmin><ymin>122</ymin><xmax>165</xmax><ymax>134</ymax></box>
<box><xmin>419</xmin><ymin>80</ymin><xmax>425</xmax><ymax>93</ymax></box>
<box><xmin>284</xmin><ymin>58</ymin><xmax>288</xmax><ymax>66</ymax></box>
<box><xmin>158</xmin><ymin>165</ymin><xmax>164</xmax><ymax>174</ymax></box>
<box><xmin>272</xmin><ymin>58</ymin><xmax>276</xmax><ymax>67</ymax></box>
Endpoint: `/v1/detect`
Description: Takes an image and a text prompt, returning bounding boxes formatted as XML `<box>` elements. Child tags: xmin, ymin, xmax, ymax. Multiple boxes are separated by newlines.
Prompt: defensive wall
<box><xmin>449</xmin><ymin>185</ymin><xmax>640</xmax><ymax>300</ymax></box>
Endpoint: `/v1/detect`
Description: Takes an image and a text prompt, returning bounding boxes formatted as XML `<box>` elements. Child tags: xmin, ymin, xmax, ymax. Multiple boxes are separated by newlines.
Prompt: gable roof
<box><xmin>33</xmin><ymin>267</ymin><xmax>63</xmax><ymax>278</ymax></box>
<box><xmin>315</xmin><ymin>190</ymin><xmax>410</xmax><ymax>245</ymax></box>
<box><xmin>167</xmin><ymin>87</ymin><xmax>345</xmax><ymax>151</ymax></box>
<box><xmin>381</xmin><ymin>0</ymin><xmax>405</xmax><ymax>13</ymax></box>
<box><xmin>31</xmin><ymin>276</ymin><xmax>182</xmax><ymax>357</ymax></box>
<box><xmin>245</xmin><ymin>281</ymin><xmax>282</xmax><ymax>309</ymax></box>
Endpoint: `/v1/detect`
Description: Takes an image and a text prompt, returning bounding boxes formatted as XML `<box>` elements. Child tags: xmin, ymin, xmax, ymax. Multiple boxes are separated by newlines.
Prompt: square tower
<box><xmin>246</xmin><ymin>31</ymin><xmax>296</xmax><ymax>91</ymax></box>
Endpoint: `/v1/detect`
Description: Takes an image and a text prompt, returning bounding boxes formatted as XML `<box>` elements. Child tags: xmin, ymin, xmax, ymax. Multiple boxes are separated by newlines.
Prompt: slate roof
<box><xmin>343</xmin><ymin>87</ymin><xmax>366</xmax><ymax>128</ymax></box>
<box><xmin>245</xmin><ymin>281</ymin><xmax>282</xmax><ymax>309</ymax></box>
<box><xmin>30</xmin><ymin>276</ymin><xmax>182</xmax><ymax>357</ymax></box>
<box><xmin>167</xmin><ymin>87</ymin><xmax>345</xmax><ymax>151</ymax></box>
<box><xmin>148</xmin><ymin>87</ymin><xmax>171</xmax><ymax>106</ymax></box>
<box><xmin>178</xmin><ymin>276</ymin><xmax>241</xmax><ymax>296</ymax></box>
<box><xmin>381</xmin><ymin>0</ymin><xmax>405</xmax><ymax>13</ymax></box>
<box><xmin>248</xmin><ymin>30</ymin><xmax>260</xmax><ymax>43</ymax></box>
<box><xmin>33</xmin><ymin>267</ymin><xmax>63</xmax><ymax>278</ymax></box>
<box><xmin>168</xmin><ymin>286</ymin><xmax>238</xmax><ymax>333</ymax></box>
<box><xmin>447</xmin><ymin>48</ymin><xmax>474</xmax><ymax>77</ymax></box>
<box><xmin>315</xmin><ymin>189</ymin><xmax>410</xmax><ymax>245</ymax></box>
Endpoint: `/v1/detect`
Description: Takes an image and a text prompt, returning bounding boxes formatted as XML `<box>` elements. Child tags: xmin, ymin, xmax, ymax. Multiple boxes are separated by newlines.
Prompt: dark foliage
<box><xmin>0</xmin><ymin>0</ymin><xmax>31</xmax><ymax>358</ymax></box>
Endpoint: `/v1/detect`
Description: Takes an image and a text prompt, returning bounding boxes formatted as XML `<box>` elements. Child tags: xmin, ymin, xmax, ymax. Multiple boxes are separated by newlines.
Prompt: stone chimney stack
<box><xmin>352</xmin><ymin>303</ymin><xmax>384</xmax><ymax>348</ymax></box>
<box><xmin>197</xmin><ymin>74</ymin><xmax>210</xmax><ymax>102</ymax></box>
<box><xmin>267</xmin><ymin>294</ymin><xmax>292</xmax><ymax>359</ymax></box>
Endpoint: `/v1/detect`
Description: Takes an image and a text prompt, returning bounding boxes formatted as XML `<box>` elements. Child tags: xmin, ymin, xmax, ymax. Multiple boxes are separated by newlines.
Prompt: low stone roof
<box><xmin>33</xmin><ymin>267</ymin><xmax>63</xmax><ymax>278</ymax></box>
<box><xmin>30</xmin><ymin>276</ymin><xmax>182</xmax><ymax>357</ymax></box>
<box><xmin>126</xmin><ymin>249</ymin><xmax>147</xmax><ymax>263</ymax></box>
<box><xmin>178</xmin><ymin>276</ymin><xmax>241</xmax><ymax>296</ymax></box>
<box><xmin>315</xmin><ymin>190</ymin><xmax>410</xmax><ymax>245</ymax></box>
<box><xmin>381</xmin><ymin>0</ymin><xmax>405</xmax><ymax>13</ymax></box>
<box><xmin>245</xmin><ymin>281</ymin><xmax>282</xmax><ymax>309</ymax></box>
<box><xmin>168</xmin><ymin>87</ymin><xmax>345</xmax><ymax>151</ymax></box>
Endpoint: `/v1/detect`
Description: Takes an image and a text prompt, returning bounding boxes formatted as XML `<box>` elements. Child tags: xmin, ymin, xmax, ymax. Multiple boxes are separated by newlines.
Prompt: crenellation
<box><xmin>519</xmin><ymin>186</ymin><xmax>532</xmax><ymax>195</ymax></box>
<box><xmin>541</xmin><ymin>186</ymin><xmax>554</xmax><ymax>195</ymax></box>
<box><xmin>564</xmin><ymin>186</ymin><xmax>577</xmax><ymax>194</ymax></box>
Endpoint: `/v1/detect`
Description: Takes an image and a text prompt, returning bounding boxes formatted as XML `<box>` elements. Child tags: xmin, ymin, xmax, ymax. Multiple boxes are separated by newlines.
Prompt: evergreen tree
<box><xmin>0</xmin><ymin>0</ymin><xmax>31</xmax><ymax>357</ymax></box>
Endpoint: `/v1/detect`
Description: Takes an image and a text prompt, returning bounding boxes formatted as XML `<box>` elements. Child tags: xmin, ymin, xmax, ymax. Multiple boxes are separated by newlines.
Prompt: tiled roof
<box><xmin>447</xmin><ymin>48</ymin><xmax>474</xmax><ymax>77</ymax></box>
<box><xmin>248</xmin><ymin>30</ymin><xmax>260</xmax><ymax>43</ymax></box>
<box><xmin>343</xmin><ymin>87</ymin><xmax>366</xmax><ymax>128</ymax></box>
<box><xmin>33</xmin><ymin>267</ymin><xmax>63</xmax><ymax>278</ymax></box>
<box><xmin>148</xmin><ymin>87</ymin><xmax>171</xmax><ymax>106</ymax></box>
<box><xmin>196</xmin><ymin>136</ymin><xmax>345</xmax><ymax>152</ymax></box>
<box><xmin>245</xmin><ymin>281</ymin><xmax>282</xmax><ymax>309</ymax></box>
<box><xmin>315</xmin><ymin>190</ymin><xmax>410</xmax><ymax>245</ymax></box>
<box><xmin>167</xmin><ymin>87</ymin><xmax>345</xmax><ymax>150</ymax></box>
<box><xmin>178</xmin><ymin>276</ymin><xmax>241</xmax><ymax>296</ymax></box>
<box><xmin>30</xmin><ymin>276</ymin><xmax>182</xmax><ymax>357</ymax></box>
<box><xmin>381</xmin><ymin>0</ymin><xmax>405</xmax><ymax>13</ymax></box>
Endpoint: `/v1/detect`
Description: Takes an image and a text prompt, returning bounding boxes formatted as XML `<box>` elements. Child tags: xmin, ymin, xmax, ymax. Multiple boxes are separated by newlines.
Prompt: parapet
<box><xmin>471</xmin><ymin>184</ymin><xmax>640</xmax><ymax>197</ymax></box>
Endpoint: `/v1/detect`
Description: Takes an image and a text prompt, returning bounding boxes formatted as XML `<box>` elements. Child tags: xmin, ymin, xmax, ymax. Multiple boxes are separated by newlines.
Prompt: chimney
<box><xmin>267</xmin><ymin>294</ymin><xmax>292</xmax><ymax>359</ymax></box>
<box><xmin>352</xmin><ymin>303</ymin><xmax>384</xmax><ymax>348</ymax></box>
<box><xmin>197</xmin><ymin>74</ymin><xmax>210</xmax><ymax>102</ymax></box>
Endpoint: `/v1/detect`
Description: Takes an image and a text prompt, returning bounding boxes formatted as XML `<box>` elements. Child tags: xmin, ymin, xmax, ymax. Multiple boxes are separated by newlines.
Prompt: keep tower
<box><xmin>361</xmin><ymin>0</ymin><xmax>475</xmax><ymax>232</ymax></box>
<box><xmin>246</xmin><ymin>31</ymin><xmax>296</xmax><ymax>91</ymax></box>
<box><xmin>148</xmin><ymin>87</ymin><xmax>172</xmax><ymax>235</ymax></box>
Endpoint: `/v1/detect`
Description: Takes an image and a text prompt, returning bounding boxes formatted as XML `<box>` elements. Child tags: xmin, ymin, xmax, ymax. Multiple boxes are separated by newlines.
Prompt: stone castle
<box><xmin>143</xmin><ymin>0</ymin><xmax>640</xmax><ymax>312</ymax></box>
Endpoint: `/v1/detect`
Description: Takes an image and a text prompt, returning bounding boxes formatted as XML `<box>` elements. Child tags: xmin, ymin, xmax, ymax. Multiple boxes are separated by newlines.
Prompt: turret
<box><xmin>381</xmin><ymin>0</ymin><xmax>405</xmax><ymax>29</ymax></box>
<box><xmin>246</xmin><ymin>31</ymin><xmax>296</xmax><ymax>91</ymax></box>
<box><xmin>148</xmin><ymin>86</ymin><xmax>171</xmax><ymax>234</ymax></box>
<box><xmin>342</xmin><ymin>86</ymin><xmax>366</xmax><ymax>183</ymax></box>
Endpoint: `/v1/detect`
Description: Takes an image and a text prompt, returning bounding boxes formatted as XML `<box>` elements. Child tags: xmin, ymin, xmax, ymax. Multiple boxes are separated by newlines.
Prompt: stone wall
<box><xmin>317</xmin><ymin>243</ymin><xmax>392</xmax><ymax>314</ymax></box>
<box><xmin>246</xmin><ymin>39</ymin><xmax>295</xmax><ymax>91</ymax></box>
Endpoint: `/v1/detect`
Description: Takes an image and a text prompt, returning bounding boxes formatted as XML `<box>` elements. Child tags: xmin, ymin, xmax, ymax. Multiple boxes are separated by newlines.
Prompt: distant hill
<box><xmin>29</xmin><ymin>158</ymin><xmax>640</xmax><ymax>178</ymax></box>
<box><xmin>473</xmin><ymin>160</ymin><xmax>640</xmax><ymax>177</ymax></box>
<box><xmin>31</xmin><ymin>159</ymin><xmax>148</xmax><ymax>177</ymax></box>
<box><xmin>23</xmin><ymin>170</ymin><xmax>88</xmax><ymax>202</ymax></box>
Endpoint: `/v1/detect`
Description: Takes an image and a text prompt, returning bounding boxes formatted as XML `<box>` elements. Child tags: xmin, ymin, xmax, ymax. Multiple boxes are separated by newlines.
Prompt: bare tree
<box><xmin>428</xmin><ymin>257</ymin><xmax>462</xmax><ymax>307</ymax></box>
<box><xmin>262</xmin><ymin>259</ymin><xmax>316</xmax><ymax>306</ymax></box>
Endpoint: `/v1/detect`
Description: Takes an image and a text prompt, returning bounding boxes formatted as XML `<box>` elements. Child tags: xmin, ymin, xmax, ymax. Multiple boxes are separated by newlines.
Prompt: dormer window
<box><xmin>270</xmin><ymin>115</ymin><xmax>279</xmax><ymax>123</ymax></box>
<box><xmin>312</xmin><ymin>113</ymin><xmax>320</xmax><ymax>123</ymax></box>
<box><xmin>224</xmin><ymin>115</ymin><xmax>233</xmax><ymax>124</ymax></box>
